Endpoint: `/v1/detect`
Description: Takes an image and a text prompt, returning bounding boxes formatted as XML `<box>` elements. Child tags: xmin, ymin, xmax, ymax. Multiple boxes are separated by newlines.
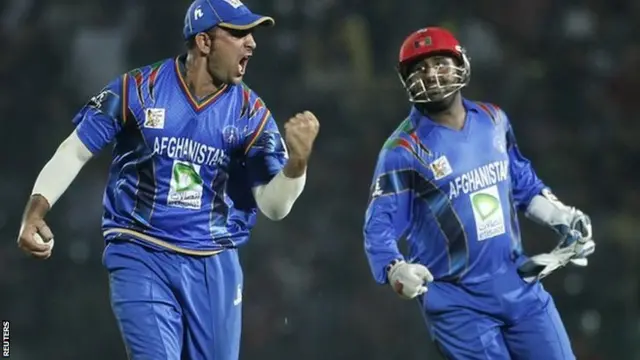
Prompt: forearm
<box><xmin>364</xmin><ymin>210</ymin><xmax>406</xmax><ymax>284</ymax></box>
<box><xmin>364</xmin><ymin>237</ymin><xmax>404</xmax><ymax>284</ymax></box>
<box><xmin>524</xmin><ymin>190</ymin><xmax>574</xmax><ymax>230</ymax></box>
<box><xmin>252</xmin><ymin>168</ymin><xmax>306</xmax><ymax>221</ymax></box>
<box><xmin>27</xmin><ymin>131</ymin><xmax>93</xmax><ymax>218</ymax></box>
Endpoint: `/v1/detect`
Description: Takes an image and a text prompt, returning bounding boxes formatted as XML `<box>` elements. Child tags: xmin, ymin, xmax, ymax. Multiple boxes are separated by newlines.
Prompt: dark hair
<box><xmin>186</xmin><ymin>36</ymin><xmax>197</xmax><ymax>50</ymax></box>
<box><xmin>185</xmin><ymin>27</ymin><xmax>216</xmax><ymax>50</ymax></box>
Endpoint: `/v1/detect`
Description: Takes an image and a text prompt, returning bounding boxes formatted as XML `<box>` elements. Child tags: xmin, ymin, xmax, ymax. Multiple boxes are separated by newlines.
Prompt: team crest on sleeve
<box><xmin>371</xmin><ymin>177</ymin><xmax>383</xmax><ymax>198</ymax></box>
<box><xmin>144</xmin><ymin>108</ymin><xmax>166</xmax><ymax>129</ymax></box>
<box><xmin>86</xmin><ymin>89</ymin><xmax>121</xmax><ymax>119</ymax></box>
<box><xmin>254</xmin><ymin>131</ymin><xmax>280</xmax><ymax>152</ymax></box>
<box><xmin>429</xmin><ymin>155</ymin><xmax>453</xmax><ymax>180</ymax></box>
<box><xmin>88</xmin><ymin>90</ymin><xmax>113</xmax><ymax>109</ymax></box>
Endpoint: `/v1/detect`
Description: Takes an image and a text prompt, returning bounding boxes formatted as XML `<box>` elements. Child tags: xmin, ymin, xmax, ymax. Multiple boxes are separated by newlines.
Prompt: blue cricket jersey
<box><xmin>72</xmin><ymin>55</ymin><xmax>287</xmax><ymax>254</ymax></box>
<box><xmin>364</xmin><ymin>100</ymin><xmax>547</xmax><ymax>284</ymax></box>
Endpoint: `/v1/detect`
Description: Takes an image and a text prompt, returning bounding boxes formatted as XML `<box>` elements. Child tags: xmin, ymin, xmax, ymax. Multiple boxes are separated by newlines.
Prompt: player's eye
<box><xmin>226</xmin><ymin>28</ymin><xmax>252</xmax><ymax>39</ymax></box>
<box><xmin>424</xmin><ymin>56</ymin><xmax>455</xmax><ymax>69</ymax></box>
<box><xmin>409</xmin><ymin>65</ymin><xmax>428</xmax><ymax>75</ymax></box>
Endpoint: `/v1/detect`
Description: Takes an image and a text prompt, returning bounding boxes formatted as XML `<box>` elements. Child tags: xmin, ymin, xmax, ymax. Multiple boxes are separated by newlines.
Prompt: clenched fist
<box><xmin>17</xmin><ymin>217</ymin><xmax>55</xmax><ymax>259</ymax></box>
<box><xmin>284</xmin><ymin>111</ymin><xmax>320</xmax><ymax>161</ymax></box>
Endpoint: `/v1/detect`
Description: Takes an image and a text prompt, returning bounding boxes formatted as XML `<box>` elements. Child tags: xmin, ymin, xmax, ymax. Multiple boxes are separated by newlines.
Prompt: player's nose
<box><xmin>244</xmin><ymin>33</ymin><xmax>256</xmax><ymax>50</ymax></box>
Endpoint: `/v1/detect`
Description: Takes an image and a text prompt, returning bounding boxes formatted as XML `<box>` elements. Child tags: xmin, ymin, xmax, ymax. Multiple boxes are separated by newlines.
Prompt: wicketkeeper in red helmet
<box><xmin>397</xmin><ymin>27</ymin><xmax>471</xmax><ymax>113</ymax></box>
<box><xmin>363</xmin><ymin>27</ymin><xmax>594</xmax><ymax>359</ymax></box>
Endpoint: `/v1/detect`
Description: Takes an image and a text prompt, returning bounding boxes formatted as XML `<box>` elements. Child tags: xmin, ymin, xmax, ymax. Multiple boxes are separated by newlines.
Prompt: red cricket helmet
<box><xmin>397</xmin><ymin>27</ymin><xmax>471</xmax><ymax>103</ymax></box>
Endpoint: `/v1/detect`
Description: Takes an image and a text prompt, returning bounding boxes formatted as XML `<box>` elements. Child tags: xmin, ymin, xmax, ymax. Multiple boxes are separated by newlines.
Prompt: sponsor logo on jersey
<box><xmin>168</xmin><ymin>160</ymin><xmax>203</xmax><ymax>210</ymax></box>
<box><xmin>470</xmin><ymin>185</ymin><xmax>506</xmax><ymax>241</ymax></box>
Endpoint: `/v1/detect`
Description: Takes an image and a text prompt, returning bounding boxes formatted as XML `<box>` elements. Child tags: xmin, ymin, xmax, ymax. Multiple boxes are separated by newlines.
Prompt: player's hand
<box><xmin>556</xmin><ymin>209</ymin><xmax>594</xmax><ymax>266</ymax></box>
<box><xmin>387</xmin><ymin>260</ymin><xmax>434</xmax><ymax>299</ymax></box>
<box><xmin>284</xmin><ymin>111</ymin><xmax>320</xmax><ymax>161</ymax></box>
<box><xmin>17</xmin><ymin>218</ymin><xmax>55</xmax><ymax>259</ymax></box>
<box><xmin>566</xmin><ymin>209</ymin><xmax>592</xmax><ymax>242</ymax></box>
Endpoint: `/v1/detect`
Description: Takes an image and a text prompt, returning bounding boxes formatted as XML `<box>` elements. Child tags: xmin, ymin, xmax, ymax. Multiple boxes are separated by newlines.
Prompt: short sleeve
<box><xmin>72</xmin><ymin>74</ymin><xmax>129</xmax><ymax>154</ymax></box>
<box><xmin>243</xmin><ymin>103</ymin><xmax>287</xmax><ymax>187</ymax></box>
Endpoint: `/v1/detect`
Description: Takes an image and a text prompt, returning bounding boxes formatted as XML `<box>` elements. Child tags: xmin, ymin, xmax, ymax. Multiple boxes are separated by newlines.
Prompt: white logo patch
<box><xmin>194</xmin><ymin>6</ymin><xmax>203</xmax><ymax>20</ymax></box>
<box><xmin>470</xmin><ymin>185</ymin><xmax>505</xmax><ymax>241</ymax></box>
<box><xmin>168</xmin><ymin>160</ymin><xmax>203</xmax><ymax>210</ymax></box>
<box><xmin>222</xmin><ymin>0</ymin><xmax>244</xmax><ymax>8</ymax></box>
<box><xmin>144</xmin><ymin>108</ymin><xmax>165</xmax><ymax>129</ymax></box>
<box><xmin>89</xmin><ymin>90</ymin><xmax>111</xmax><ymax>109</ymax></box>
<box><xmin>429</xmin><ymin>156</ymin><xmax>453</xmax><ymax>180</ymax></box>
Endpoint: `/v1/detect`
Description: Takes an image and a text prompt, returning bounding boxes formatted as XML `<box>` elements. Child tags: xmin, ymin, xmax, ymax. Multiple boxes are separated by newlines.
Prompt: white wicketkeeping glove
<box><xmin>555</xmin><ymin>209</ymin><xmax>594</xmax><ymax>266</ymax></box>
<box><xmin>387</xmin><ymin>260</ymin><xmax>434</xmax><ymax>299</ymax></box>
<box><xmin>519</xmin><ymin>209</ymin><xmax>595</xmax><ymax>283</ymax></box>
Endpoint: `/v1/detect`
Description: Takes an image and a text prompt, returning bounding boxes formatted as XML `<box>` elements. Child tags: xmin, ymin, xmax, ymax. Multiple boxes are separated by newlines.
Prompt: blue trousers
<box><xmin>420</xmin><ymin>265</ymin><xmax>575</xmax><ymax>360</ymax></box>
<box><xmin>103</xmin><ymin>240</ymin><xmax>243</xmax><ymax>360</ymax></box>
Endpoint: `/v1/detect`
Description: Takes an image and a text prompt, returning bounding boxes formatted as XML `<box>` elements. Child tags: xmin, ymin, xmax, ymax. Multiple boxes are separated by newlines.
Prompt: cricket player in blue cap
<box><xmin>17</xmin><ymin>0</ymin><xmax>320</xmax><ymax>358</ymax></box>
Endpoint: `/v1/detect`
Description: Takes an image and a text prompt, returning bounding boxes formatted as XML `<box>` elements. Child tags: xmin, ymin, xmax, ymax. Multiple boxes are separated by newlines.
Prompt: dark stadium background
<box><xmin>0</xmin><ymin>0</ymin><xmax>637</xmax><ymax>359</ymax></box>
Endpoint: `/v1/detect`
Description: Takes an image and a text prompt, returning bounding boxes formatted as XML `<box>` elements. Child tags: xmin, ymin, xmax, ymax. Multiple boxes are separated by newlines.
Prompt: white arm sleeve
<box><xmin>251</xmin><ymin>171</ymin><xmax>306</xmax><ymax>221</ymax></box>
<box><xmin>525</xmin><ymin>193</ymin><xmax>574</xmax><ymax>228</ymax></box>
<box><xmin>31</xmin><ymin>130</ymin><xmax>94</xmax><ymax>208</ymax></box>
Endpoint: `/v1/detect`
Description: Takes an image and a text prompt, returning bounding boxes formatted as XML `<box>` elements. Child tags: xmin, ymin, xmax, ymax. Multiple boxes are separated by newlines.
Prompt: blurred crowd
<box><xmin>1</xmin><ymin>0</ymin><xmax>638</xmax><ymax>359</ymax></box>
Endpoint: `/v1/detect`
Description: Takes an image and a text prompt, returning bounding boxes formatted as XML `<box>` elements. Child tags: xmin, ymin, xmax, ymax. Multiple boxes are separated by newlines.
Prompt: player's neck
<box><xmin>423</xmin><ymin>95</ymin><xmax>466</xmax><ymax>131</ymax></box>
<box><xmin>184</xmin><ymin>53</ymin><xmax>224</xmax><ymax>99</ymax></box>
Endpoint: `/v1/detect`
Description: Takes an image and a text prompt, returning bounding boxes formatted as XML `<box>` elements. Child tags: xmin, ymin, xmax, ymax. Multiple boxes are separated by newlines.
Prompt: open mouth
<box><xmin>238</xmin><ymin>56</ymin><xmax>250</xmax><ymax>75</ymax></box>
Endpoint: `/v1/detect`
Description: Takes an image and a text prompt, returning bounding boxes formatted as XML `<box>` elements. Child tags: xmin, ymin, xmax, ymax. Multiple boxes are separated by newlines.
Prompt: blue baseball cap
<box><xmin>183</xmin><ymin>0</ymin><xmax>274</xmax><ymax>39</ymax></box>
